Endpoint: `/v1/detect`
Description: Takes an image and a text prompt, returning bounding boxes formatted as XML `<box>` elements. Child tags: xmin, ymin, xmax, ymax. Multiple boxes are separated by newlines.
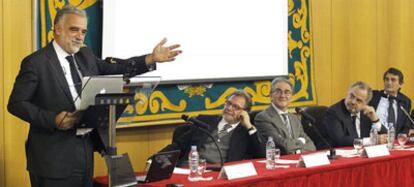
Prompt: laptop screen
<box><xmin>138</xmin><ymin>150</ymin><xmax>180</xmax><ymax>183</ymax></box>
<box><xmin>79</xmin><ymin>75</ymin><xmax>124</xmax><ymax>110</ymax></box>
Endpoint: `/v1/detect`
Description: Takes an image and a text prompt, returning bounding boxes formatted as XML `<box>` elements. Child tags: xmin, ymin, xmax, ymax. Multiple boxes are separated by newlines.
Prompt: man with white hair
<box><xmin>8</xmin><ymin>5</ymin><xmax>182</xmax><ymax>186</ymax></box>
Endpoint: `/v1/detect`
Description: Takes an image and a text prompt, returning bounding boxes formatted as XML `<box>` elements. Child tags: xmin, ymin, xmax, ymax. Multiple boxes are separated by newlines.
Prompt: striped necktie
<box><xmin>219</xmin><ymin>124</ymin><xmax>233</xmax><ymax>134</ymax></box>
<box><xmin>281</xmin><ymin>113</ymin><xmax>292</xmax><ymax>138</ymax></box>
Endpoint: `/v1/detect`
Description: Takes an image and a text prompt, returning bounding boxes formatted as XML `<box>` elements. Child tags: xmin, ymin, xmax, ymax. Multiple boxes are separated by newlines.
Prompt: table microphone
<box><xmin>181</xmin><ymin>115</ymin><xmax>224</xmax><ymax>171</ymax></box>
<box><xmin>181</xmin><ymin>115</ymin><xmax>210</xmax><ymax>130</ymax></box>
<box><xmin>295</xmin><ymin>107</ymin><xmax>336</xmax><ymax>159</ymax></box>
<box><xmin>400</xmin><ymin>106</ymin><xmax>414</xmax><ymax>128</ymax></box>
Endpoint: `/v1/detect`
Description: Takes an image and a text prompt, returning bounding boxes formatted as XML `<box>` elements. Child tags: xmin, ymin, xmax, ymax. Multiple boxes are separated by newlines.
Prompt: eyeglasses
<box><xmin>225</xmin><ymin>100</ymin><xmax>245</xmax><ymax>110</ymax></box>
<box><xmin>274</xmin><ymin>89</ymin><xmax>292</xmax><ymax>96</ymax></box>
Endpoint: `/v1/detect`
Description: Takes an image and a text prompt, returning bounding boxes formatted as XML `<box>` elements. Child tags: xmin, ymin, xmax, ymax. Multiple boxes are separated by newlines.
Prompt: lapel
<box><xmin>396</xmin><ymin>94</ymin><xmax>407</xmax><ymax>132</ymax></box>
<box><xmin>287</xmin><ymin>113</ymin><xmax>297</xmax><ymax>138</ymax></box>
<box><xmin>74</xmin><ymin>51</ymin><xmax>90</xmax><ymax>76</ymax></box>
<box><xmin>267</xmin><ymin>107</ymin><xmax>291</xmax><ymax>138</ymax></box>
<box><xmin>211</xmin><ymin>116</ymin><xmax>221</xmax><ymax>133</ymax></box>
<box><xmin>370</xmin><ymin>90</ymin><xmax>383</xmax><ymax>109</ymax></box>
<box><xmin>44</xmin><ymin>43</ymin><xmax>74</xmax><ymax>104</ymax></box>
<box><xmin>340</xmin><ymin>101</ymin><xmax>358</xmax><ymax>136</ymax></box>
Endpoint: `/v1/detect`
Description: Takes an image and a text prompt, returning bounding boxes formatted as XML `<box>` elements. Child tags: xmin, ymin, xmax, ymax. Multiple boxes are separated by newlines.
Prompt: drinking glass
<box><xmin>273</xmin><ymin>148</ymin><xmax>281</xmax><ymax>167</ymax></box>
<box><xmin>198</xmin><ymin>158</ymin><xmax>207</xmax><ymax>177</ymax></box>
<box><xmin>274</xmin><ymin>148</ymin><xmax>281</xmax><ymax>161</ymax></box>
<box><xmin>397</xmin><ymin>133</ymin><xmax>408</xmax><ymax>149</ymax></box>
<box><xmin>353</xmin><ymin>138</ymin><xmax>363</xmax><ymax>155</ymax></box>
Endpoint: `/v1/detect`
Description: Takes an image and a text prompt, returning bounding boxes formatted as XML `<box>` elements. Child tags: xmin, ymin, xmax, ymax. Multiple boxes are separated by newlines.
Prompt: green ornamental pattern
<box><xmin>38</xmin><ymin>0</ymin><xmax>316</xmax><ymax>126</ymax></box>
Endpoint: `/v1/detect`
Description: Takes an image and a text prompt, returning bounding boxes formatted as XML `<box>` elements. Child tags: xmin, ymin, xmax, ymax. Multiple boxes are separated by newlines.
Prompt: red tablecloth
<box><xmin>95</xmin><ymin>147</ymin><xmax>414</xmax><ymax>187</ymax></box>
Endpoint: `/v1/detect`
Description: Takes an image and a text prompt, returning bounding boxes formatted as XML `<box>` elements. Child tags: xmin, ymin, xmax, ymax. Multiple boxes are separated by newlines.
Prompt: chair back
<box><xmin>172</xmin><ymin>124</ymin><xmax>191</xmax><ymax>143</ymax></box>
<box><xmin>301</xmin><ymin>105</ymin><xmax>332</xmax><ymax>150</ymax></box>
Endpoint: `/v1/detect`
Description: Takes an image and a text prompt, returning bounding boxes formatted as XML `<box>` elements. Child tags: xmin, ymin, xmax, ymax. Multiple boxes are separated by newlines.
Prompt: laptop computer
<box><xmin>136</xmin><ymin>150</ymin><xmax>181</xmax><ymax>183</ymax></box>
<box><xmin>79</xmin><ymin>75</ymin><xmax>124</xmax><ymax>110</ymax></box>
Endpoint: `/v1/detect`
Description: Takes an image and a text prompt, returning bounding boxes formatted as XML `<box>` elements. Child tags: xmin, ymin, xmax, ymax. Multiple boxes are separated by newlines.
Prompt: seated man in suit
<box><xmin>369</xmin><ymin>67</ymin><xmax>414</xmax><ymax>136</ymax></box>
<box><xmin>254</xmin><ymin>78</ymin><xmax>316</xmax><ymax>155</ymax></box>
<box><xmin>324</xmin><ymin>81</ymin><xmax>387</xmax><ymax>147</ymax></box>
<box><xmin>157</xmin><ymin>90</ymin><xmax>265</xmax><ymax>166</ymax></box>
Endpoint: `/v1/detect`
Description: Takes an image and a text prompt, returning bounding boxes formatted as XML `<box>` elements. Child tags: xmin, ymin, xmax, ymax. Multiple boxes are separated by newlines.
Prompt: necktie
<box><xmin>351</xmin><ymin>115</ymin><xmax>358</xmax><ymax>137</ymax></box>
<box><xmin>281</xmin><ymin>113</ymin><xmax>292</xmax><ymax>138</ymax></box>
<box><xmin>65</xmin><ymin>55</ymin><xmax>82</xmax><ymax>96</ymax></box>
<box><xmin>219</xmin><ymin>124</ymin><xmax>233</xmax><ymax>134</ymax></box>
<box><xmin>388</xmin><ymin>97</ymin><xmax>396</xmax><ymax>125</ymax></box>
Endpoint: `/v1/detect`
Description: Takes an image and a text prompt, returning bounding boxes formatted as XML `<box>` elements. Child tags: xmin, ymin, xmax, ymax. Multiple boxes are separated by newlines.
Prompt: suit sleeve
<box><xmin>157</xmin><ymin>126</ymin><xmax>198</xmax><ymax>161</ymax></box>
<box><xmin>400</xmin><ymin>99</ymin><xmax>413</xmax><ymax>133</ymax></box>
<box><xmin>324</xmin><ymin>109</ymin><xmax>355</xmax><ymax>147</ymax></box>
<box><xmin>294</xmin><ymin>116</ymin><xmax>316</xmax><ymax>152</ymax></box>
<box><xmin>254</xmin><ymin>113</ymin><xmax>306</xmax><ymax>155</ymax></box>
<box><xmin>246</xmin><ymin>128</ymin><xmax>266</xmax><ymax>158</ymax></box>
<box><xmin>79</xmin><ymin>47</ymin><xmax>155</xmax><ymax>76</ymax></box>
<box><xmin>7</xmin><ymin>58</ymin><xmax>57</xmax><ymax>132</ymax></box>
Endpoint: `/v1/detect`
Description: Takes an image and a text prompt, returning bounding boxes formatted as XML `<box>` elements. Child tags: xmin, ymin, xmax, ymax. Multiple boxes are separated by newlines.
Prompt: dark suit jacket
<box><xmin>254</xmin><ymin>106</ymin><xmax>316</xmax><ymax>155</ymax></box>
<box><xmin>7</xmin><ymin>42</ymin><xmax>152</xmax><ymax>178</ymax></box>
<box><xmin>369</xmin><ymin>90</ymin><xmax>412</xmax><ymax>134</ymax></box>
<box><xmin>324</xmin><ymin>99</ymin><xmax>387</xmax><ymax>147</ymax></box>
<box><xmin>158</xmin><ymin>115</ymin><xmax>265</xmax><ymax>166</ymax></box>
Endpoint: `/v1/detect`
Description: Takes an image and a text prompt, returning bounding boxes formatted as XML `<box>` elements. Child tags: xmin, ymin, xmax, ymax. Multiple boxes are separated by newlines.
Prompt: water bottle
<box><xmin>370</xmin><ymin>127</ymin><xmax>378</xmax><ymax>145</ymax></box>
<box><xmin>188</xmin><ymin>145</ymin><xmax>200</xmax><ymax>182</ymax></box>
<box><xmin>387</xmin><ymin>124</ymin><xmax>396</xmax><ymax>150</ymax></box>
<box><xmin>266</xmin><ymin>136</ymin><xmax>276</xmax><ymax>170</ymax></box>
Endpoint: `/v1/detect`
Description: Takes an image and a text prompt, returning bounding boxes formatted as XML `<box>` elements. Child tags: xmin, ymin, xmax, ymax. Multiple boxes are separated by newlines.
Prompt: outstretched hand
<box><xmin>148</xmin><ymin>38</ymin><xmax>182</xmax><ymax>64</ymax></box>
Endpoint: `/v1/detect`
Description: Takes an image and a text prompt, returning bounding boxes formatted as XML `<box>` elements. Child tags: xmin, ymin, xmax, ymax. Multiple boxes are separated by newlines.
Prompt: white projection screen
<box><xmin>102</xmin><ymin>0</ymin><xmax>287</xmax><ymax>83</ymax></box>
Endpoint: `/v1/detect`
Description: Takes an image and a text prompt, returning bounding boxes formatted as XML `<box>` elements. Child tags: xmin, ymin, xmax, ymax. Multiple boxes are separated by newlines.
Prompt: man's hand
<box><xmin>239</xmin><ymin>110</ymin><xmax>253</xmax><ymax>130</ymax></box>
<box><xmin>378</xmin><ymin>134</ymin><xmax>388</xmax><ymax>144</ymax></box>
<box><xmin>55</xmin><ymin>111</ymin><xmax>78</xmax><ymax>130</ymax></box>
<box><xmin>408</xmin><ymin>129</ymin><xmax>414</xmax><ymax>136</ymax></box>
<box><xmin>146</xmin><ymin>38</ymin><xmax>182</xmax><ymax>65</ymax></box>
<box><xmin>361</xmin><ymin>105</ymin><xmax>379</xmax><ymax>122</ymax></box>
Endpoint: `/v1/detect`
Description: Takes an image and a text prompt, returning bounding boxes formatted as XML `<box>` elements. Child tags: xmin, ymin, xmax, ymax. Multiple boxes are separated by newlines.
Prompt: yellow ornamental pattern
<box><xmin>184</xmin><ymin>85</ymin><xmax>208</xmax><ymax>97</ymax></box>
<box><xmin>287</xmin><ymin>0</ymin><xmax>316</xmax><ymax>106</ymax></box>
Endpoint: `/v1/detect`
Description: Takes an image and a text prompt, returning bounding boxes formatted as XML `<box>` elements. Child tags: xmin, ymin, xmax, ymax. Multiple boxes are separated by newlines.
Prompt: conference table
<box><xmin>95</xmin><ymin>146</ymin><xmax>414</xmax><ymax>187</ymax></box>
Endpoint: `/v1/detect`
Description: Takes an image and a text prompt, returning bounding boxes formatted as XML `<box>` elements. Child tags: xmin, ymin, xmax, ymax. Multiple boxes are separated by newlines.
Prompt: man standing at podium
<box><xmin>8</xmin><ymin>5</ymin><xmax>182</xmax><ymax>187</ymax></box>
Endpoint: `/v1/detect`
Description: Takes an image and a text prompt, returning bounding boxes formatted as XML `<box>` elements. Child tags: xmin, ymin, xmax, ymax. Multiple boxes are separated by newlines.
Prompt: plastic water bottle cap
<box><xmin>191</xmin><ymin>145</ymin><xmax>197</xmax><ymax>151</ymax></box>
<box><xmin>268</xmin><ymin>136</ymin><xmax>273</xmax><ymax>141</ymax></box>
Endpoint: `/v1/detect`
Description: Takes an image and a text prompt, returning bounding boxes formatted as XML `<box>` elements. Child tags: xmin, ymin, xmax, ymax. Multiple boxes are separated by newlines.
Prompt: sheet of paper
<box><xmin>173</xmin><ymin>167</ymin><xmax>190</xmax><ymax>174</ymax></box>
<box><xmin>332</xmin><ymin>149</ymin><xmax>359</xmax><ymax>158</ymax></box>
<box><xmin>257</xmin><ymin>159</ymin><xmax>298</xmax><ymax>164</ymax></box>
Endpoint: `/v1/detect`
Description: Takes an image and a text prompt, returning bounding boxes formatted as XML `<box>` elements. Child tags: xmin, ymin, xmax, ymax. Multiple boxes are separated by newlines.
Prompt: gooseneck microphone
<box><xmin>181</xmin><ymin>115</ymin><xmax>224</xmax><ymax>171</ymax></box>
<box><xmin>181</xmin><ymin>115</ymin><xmax>210</xmax><ymax>130</ymax></box>
<box><xmin>295</xmin><ymin>107</ymin><xmax>336</xmax><ymax>159</ymax></box>
<box><xmin>399</xmin><ymin>106</ymin><xmax>414</xmax><ymax>128</ymax></box>
<box><xmin>388</xmin><ymin>95</ymin><xmax>414</xmax><ymax>129</ymax></box>
<box><xmin>295</xmin><ymin>107</ymin><xmax>316</xmax><ymax>124</ymax></box>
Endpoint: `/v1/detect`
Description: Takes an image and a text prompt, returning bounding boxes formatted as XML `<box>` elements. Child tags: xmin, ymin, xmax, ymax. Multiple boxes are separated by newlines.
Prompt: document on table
<box><xmin>330</xmin><ymin>149</ymin><xmax>359</xmax><ymax>158</ymax></box>
<box><xmin>257</xmin><ymin>159</ymin><xmax>298</xmax><ymax>164</ymax></box>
